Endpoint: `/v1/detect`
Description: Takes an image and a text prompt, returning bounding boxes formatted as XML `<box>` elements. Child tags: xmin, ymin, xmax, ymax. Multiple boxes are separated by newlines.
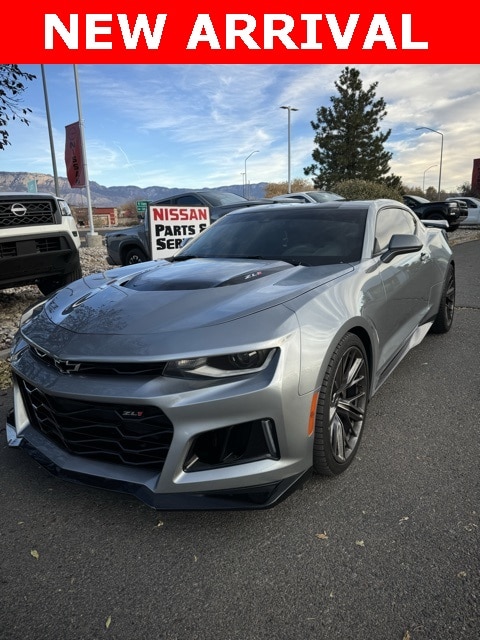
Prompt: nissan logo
<box><xmin>11</xmin><ymin>203</ymin><xmax>27</xmax><ymax>217</ymax></box>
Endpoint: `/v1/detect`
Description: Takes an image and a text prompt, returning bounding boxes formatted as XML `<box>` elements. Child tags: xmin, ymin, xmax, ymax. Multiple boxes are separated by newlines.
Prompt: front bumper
<box><xmin>7</xmin><ymin>331</ymin><xmax>315</xmax><ymax>510</ymax></box>
<box><xmin>6</xmin><ymin>414</ymin><xmax>309</xmax><ymax>510</ymax></box>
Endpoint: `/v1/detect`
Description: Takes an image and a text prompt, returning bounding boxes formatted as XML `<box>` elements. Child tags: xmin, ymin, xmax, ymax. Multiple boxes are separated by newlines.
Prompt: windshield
<box><xmin>175</xmin><ymin>207</ymin><xmax>368</xmax><ymax>266</ymax></box>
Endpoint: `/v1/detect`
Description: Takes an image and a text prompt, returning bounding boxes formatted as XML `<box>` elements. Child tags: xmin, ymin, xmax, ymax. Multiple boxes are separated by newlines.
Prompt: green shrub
<box><xmin>331</xmin><ymin>179</ymin><xmax>403</xmax><ymax>202</ymax></box>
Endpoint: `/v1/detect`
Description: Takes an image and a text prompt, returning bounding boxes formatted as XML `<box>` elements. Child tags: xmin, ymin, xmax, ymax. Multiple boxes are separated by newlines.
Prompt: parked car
<box><xmin>445</xmin><ymin>196</ymin><xmax>480</xmax><ymax>225</ymax></box>
<box><xmin>403</xmin><ymin>194</ymin><xmax>467</xmax><ymax>231</ymax></box>
<box><xmin>276</xmin><ymin>190</ymin><xmax>345</xmax><ymax>203</ymax></box>
<box><xmin>105</xmin><ymin>189</ymin><xmax>276</xmax><ymax>266</ymax></box>
<box><xmin>7</xmin><ymin>199</ymin><xmax>455</xmax><ymax>510</ymax></box>
<box><xmin>0</xmin><ymin>192</ymin><xmax>82</xmax><ymax>294</ymax></box>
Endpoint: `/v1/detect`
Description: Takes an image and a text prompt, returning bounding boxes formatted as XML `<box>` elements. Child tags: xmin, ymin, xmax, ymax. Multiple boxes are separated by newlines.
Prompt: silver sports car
<box><xmin>6</xmin><ymin>200</ymin><xmax>455</xmax><ymax>510</ymax></box>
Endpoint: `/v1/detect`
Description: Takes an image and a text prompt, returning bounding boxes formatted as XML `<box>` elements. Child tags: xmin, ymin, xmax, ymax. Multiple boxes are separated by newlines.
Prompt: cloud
<box><xmin>1</xmin><ymin>64</ymin><xmax>478</xmax><ymax>191</ymax></box>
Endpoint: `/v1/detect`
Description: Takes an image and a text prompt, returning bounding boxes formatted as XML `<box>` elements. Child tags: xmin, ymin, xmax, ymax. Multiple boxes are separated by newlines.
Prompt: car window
<box><xmin>288</xmin><ymin>195</ymin><xmax>309</xmax><ymax>202</ymax></box>
<box><xmin>154</xmin><ymin>197</ymin><xmax>174</xmax><ymax>205</ymax></box>
<box><xmin>375</xmin><ymin>207</ymin><xmax>417</xmax><ymax>254</ymax></box>
<box><xmin>175</xmin><ymin>195</ymin><xmax>205</xmax><ymax>206</ymax></box>
<box><xmin>176</xmin><ymin>207</ymin><xmax>368</xmax><ymax>266</ymax></box>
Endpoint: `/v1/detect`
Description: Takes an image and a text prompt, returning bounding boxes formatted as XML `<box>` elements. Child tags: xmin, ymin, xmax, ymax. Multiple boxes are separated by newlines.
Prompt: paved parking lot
<box><xmin>0</xmin><ymin>240</ymin><xmax>479</xmax><ymax>640</ymax></box>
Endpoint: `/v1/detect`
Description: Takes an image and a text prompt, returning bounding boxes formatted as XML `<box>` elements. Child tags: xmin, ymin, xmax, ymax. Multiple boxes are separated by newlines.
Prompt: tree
<box><xmin>304</xmin><ymin>67</ymin><xmax>401</xmax><ymax>189</ymax></box>
<box><xmin>264</xmin><ymin>178</ymin><xmax>313</xmax><ymax>197</ymax></box>
<box><xmin>457</xmin><ymin>181</ymin><xmax>478</xmax><ymax>197</ymax></box>
<box><xmin>120</xmin><ymin>199</ymin><xmax>141</xmax><ymax>218</ymax></box>
<box><xmin>0</xmin><ymin>65</ymin><xmax>36</xmax><ymax>150</ymax></box>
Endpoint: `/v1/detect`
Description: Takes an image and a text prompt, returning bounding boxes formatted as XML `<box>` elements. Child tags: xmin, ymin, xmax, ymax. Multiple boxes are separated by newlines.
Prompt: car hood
<box><xmin>20</xmin><ymin>259</ymin><xmax>353</xmax><ymax>358</ymax></box>
<box><xmin>41</xmin><ymin>258</ymin><xmax>352</xmax><ymax>332</ymax></box>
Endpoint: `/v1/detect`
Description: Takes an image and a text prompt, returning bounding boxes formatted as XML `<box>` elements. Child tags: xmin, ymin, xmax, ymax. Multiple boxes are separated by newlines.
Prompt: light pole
<box><xmin>416</xmin><ymin>127</ymin><xmax>444</xmax><ymax>200</ymax></box>
<box><xmin>244</xmin><ymin>150</ymin><xmax>259</xmax><ymax>198</ymax></box>
<box><xmin>422</xmin><ymin>164</ymin><xmax>438</xmax><ymax>193</ymax></box>
<box><xmin>280</xmin><ymin>105</ymin><xmax>299</xmax><ymax>193</ymax></box>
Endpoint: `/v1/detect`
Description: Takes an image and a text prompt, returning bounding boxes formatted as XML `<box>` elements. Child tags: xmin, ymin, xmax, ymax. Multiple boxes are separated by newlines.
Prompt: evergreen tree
<box><xmin>304</xmin><ymin>67</ymin><xmax>400</xmax><ymax>189</ymax></box>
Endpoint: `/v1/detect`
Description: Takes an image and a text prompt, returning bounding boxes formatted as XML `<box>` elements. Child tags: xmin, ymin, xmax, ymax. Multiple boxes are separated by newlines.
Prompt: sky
<box><xmin>1</xmin><ymin>64</ymin><xmax>479</xmax><ymax>194</ymax></box>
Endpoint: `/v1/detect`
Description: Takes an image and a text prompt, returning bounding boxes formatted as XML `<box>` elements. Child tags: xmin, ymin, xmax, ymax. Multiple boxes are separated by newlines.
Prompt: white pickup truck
<box><xmin>0</xmin><ymin>192</ymin><xmax>82</xmax><ymax>295</ymax></box>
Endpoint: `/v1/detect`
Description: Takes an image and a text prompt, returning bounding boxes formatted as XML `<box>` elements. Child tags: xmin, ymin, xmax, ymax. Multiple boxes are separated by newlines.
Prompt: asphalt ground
<box><xmin>0</xmin><ymin>241</ymin><xmax>479</xmax><ymax>640</ymax></box>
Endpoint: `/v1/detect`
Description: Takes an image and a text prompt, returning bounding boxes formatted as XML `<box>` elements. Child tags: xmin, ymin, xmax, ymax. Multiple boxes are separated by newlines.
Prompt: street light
<box><xmin>244</xmin><ymin>150</ymin><xmax>259</xmax><ymax>198</ymax></box>
<box><xmin>422</xmin><ymin>164</ymin><xmax>438</xmax><ymax>193</ymax></box>
<box><xmin>280</xmin><ymin>105</ymin><xmax>299</xmax><ymax>193</ymax></box>
<box><xmin>416</xmin><ymin>127</ymin><xmax>444</xmax><ymax>200</ymax></box>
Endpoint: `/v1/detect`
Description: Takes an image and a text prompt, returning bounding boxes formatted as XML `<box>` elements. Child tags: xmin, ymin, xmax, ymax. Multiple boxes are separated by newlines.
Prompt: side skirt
<box><xmin>373</xmin><ymin>322</ymin><xmax>432</xmax><ymax>395</ymax></box>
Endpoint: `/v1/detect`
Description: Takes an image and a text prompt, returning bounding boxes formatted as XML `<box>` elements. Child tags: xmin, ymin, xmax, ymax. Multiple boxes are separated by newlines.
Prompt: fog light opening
<box><xmin>184</xmin><ymin>419</ymin><xmax>280</xmax><ymax>472</ymax></box>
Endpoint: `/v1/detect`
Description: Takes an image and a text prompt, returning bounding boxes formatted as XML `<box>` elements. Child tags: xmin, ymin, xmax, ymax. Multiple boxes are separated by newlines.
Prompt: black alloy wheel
<box><xmin>313</xmin><ymin>333</ymin><xmax>369</xmax><ymax>476</ymax></box>
<box><xmin>124</xmin><ymin>248</ymin><xmax>148</xmax><ymax>265</ymax></box>
<box><xmin>430</xmin><ymin>264</ymin><xmax>455</xmax><ymax>334</ymax></box>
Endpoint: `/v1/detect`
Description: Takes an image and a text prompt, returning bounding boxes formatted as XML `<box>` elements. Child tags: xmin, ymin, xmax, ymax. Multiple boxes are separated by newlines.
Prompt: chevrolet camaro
<box><xmin>6</xmin><ymin>200</ymin><xmax>455</xmax><ymax>510</ymax></box>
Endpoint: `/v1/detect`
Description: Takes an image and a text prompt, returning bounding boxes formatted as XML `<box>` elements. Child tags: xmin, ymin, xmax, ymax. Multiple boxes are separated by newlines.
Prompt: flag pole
<box><xmin>41</xmin><ymin>65</ymin><xmax>60</xmax><ymax>196</ymax></box>
<box><xmin>73</xmin><ymin>65</ymin><xmax>101</xmax><ymax>246</ymax></box>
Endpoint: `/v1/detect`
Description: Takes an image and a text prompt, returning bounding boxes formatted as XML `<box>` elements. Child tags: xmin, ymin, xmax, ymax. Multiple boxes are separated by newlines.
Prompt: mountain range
<box><xmin>0</xmin><ymin>172</ymin><xmax>268</xmax><ymax>207</ymax></box>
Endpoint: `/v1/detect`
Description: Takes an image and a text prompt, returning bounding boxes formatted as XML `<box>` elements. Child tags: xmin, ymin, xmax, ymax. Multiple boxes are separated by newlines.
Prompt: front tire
<box><xmin>313</xmin><ymin>333</ymin><xmax>369</xmax><ymax>476</ymax></box>
<box><xmin>37</xmin><ymin>260</ymin><xmax>83</xmax><ymax>295</ymax></box>
<box><xmin>430</xmin><ymin>264</ymin><xmax>455</xmax><ymax>334</ymax></box>
<box><xmin>124</xmin><ymin>247</ymin><xmax>148</xmax><ymax>265</ymax></box>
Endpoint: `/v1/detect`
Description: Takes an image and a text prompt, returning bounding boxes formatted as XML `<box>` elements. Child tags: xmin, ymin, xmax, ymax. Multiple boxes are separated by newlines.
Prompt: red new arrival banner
<box><xmin>2</xmin><ymin>0</ymin><xmax>479</xmax><ymax>64</ymax></box>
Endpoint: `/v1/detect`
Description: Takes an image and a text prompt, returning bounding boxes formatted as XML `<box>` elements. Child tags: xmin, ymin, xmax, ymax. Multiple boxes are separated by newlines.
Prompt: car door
<box><xmin>371</xmin><ymin>206</ymin><xmax>434</xmax><ymax>373</ymax></box>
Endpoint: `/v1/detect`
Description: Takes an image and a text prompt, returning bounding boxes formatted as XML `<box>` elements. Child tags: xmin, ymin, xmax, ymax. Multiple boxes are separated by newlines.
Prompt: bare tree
<box><xmin>0</xmin><ymin>65</ymin><xmax>37</xmax><ymax>150</ymax></box>
<box><xmin>265</xmin><ymin>178</ymin><xmax>314</xmax><ymax>197</ymax></box>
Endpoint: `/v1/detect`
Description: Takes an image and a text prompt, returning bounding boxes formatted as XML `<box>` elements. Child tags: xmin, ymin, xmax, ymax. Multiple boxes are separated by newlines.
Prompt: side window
<box><xmin>175</xmin><ymin>195</ymin><xmax>204</xmax><ymax>206</ymax></box>
<box><xmin>374</xmin><ymin>208</ymin><xmax>417</xmax><ymax>254</ymax></box>
<box><xmin>285</xmin><ymin>195</ymin><xmax>308</xmax><ymax>202</ymax></box>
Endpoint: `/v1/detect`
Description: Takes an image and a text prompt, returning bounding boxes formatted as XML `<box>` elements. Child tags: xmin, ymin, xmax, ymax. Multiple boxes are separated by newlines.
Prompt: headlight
<box><xmin>164</xmin><ymin>348</ymin><xmax>276</xmax><ymax>378</ymax></box>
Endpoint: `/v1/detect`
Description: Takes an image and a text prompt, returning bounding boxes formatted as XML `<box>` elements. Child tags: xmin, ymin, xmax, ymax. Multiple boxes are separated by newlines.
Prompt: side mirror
<box><xmin>381</xmin><ymin>234</ymin><xmax>423</xmax><ymax>264</ymax></box>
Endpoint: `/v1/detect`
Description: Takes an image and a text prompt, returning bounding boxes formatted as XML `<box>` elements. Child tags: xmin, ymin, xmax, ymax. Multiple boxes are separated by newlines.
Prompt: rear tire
<box><xmin>313</xmin><ymin>333</ymin><xmax>369</xmax><ymax>476</ymax></box>
<box><xmin>430</xmin><ymin>264</ymin><xmax>455</xmax><ymax>334</ymax></box>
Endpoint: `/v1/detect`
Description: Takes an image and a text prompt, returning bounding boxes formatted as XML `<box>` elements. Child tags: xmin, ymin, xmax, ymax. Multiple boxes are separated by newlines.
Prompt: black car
<box><xmin>151</xmin><ymin>190</ymin><xmax>274</xmax><ymax>222</ymax></box>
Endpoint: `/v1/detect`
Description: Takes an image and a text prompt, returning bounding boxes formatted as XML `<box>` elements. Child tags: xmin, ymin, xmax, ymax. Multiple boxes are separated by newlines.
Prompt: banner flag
<box><xmin>64</xmin><ymin>121</ymin><xmax>86</xmax><ymax>188</ymax></box>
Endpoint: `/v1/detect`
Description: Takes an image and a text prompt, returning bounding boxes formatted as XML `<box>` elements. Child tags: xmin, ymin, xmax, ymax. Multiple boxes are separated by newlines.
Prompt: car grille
<box><xmin>30</xmin><ymin>345</ymin><xmax>167</xmax><ymax>376</ymax></box>
<box><xmin>0</xmin><ymin>199</ymin><xmax>57</xmax><ymax>227</ymax></box>
<box><xmin>0</xmin><ymin>241</ymin><xmax>17</xmax><ymax>258</ymax></box>
<box><xmin>0</xmin><ymin>236</ymin><xmax>63</xmax><ymax>258</ymax></box>
<box><xmin>18</xmin><ymin>379</ymin><xmax>174</xmax><ymax>470</ymax></box>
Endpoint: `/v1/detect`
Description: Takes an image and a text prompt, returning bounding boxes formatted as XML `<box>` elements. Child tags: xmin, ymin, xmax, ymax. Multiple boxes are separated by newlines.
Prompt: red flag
<box><xmin>65</xmin><ymin>122</ymin><xmax>86</xmax><ymax>188</ymax></box>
